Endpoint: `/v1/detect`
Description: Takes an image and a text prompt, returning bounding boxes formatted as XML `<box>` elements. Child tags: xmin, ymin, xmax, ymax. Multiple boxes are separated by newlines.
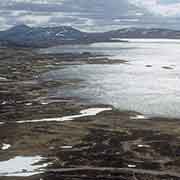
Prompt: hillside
<box><xmin>0</xmin><ymin>25</ymin><xmax>180</xmax><ymax>48</ymax></box>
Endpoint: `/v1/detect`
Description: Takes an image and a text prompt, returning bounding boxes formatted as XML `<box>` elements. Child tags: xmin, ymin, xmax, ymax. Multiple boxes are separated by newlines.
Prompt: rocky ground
<box><xmin>0</xmin><ymin>48</ymin><xmax>180</xmax><ymax>180</ymax></box>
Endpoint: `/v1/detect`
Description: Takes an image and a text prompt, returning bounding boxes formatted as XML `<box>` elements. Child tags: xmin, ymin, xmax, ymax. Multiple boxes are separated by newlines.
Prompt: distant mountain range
<box><xmin>0</xmin><ymin>25</ymin><xmax>180</xmax><ymax>48</ymax></box>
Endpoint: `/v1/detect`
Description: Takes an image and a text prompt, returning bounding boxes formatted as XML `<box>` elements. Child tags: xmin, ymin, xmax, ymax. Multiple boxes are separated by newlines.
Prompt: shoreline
<box><xmin>0</xmin><ymin>47</ymin><xmax>180</xmax><ymax>180</ymax></box>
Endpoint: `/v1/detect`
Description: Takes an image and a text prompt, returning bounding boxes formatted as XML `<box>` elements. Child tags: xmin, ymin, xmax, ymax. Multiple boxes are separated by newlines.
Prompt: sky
<box><xmin>0</xmin><ymin>0</ymin><xmax>180</xmax><ymax>31</ymax></box>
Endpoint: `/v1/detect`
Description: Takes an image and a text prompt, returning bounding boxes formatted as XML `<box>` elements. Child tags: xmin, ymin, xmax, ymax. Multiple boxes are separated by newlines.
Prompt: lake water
<box><xmin>41</xmin><ymin>39</ymin><xmax>180</xmax><ymax>118</ymax></box>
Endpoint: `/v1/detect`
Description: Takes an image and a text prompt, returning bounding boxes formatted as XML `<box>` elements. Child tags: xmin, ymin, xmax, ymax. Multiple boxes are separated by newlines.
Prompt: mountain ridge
<box><xmin>1</xmin><ymin>25</ymin><xmax>180</xmax><ymax>48</ymax></box>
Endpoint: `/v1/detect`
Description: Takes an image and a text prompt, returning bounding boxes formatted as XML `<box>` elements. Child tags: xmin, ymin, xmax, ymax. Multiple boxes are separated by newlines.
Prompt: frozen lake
<box><xmin>41</xmin><ymin>39</ymin><xmax>180</xmax><ymax>118</ymax></box>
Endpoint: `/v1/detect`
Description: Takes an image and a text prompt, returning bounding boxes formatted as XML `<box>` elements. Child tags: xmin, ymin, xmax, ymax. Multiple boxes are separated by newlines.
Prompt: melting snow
<box><xmin>1</xmin><ymin>144</ymin><xmax>11</xmax><ymax>150</ymax></box>
<box><xmin>128</xmin><ymin>164</ymin><xmax>136</xmax><ymax>168</ymax></box>
<box><xmin>16</xmin><ymin>107</ymin><xmax>112</xmax><ymax>124</ymax></box>
<box><xmin>61</xmin><ymin>146</ymin><xmax>73</xmax><ymax>149</ymax></box>
<box><xmin>137</xmin><ymin>144</ymin><xmax>150</xmax><ymax>148</ymax></box>
<box><xmin>130</xmin><ymin>114</ymin><xmax>146</xmax><ymax>120</ymax></box>
<box><xmin>25</xmin><ymin>103</ymin><xmax>32</xmax><ymax>106</ymax></box>
<box><xmin>1</xmin><ymin>101</ymin><xmax>7</xmax><ymax>105</ymax></box>
<box><xmin>40</xmin><ymin>101</ymin><xmax>49</xmax><ymax>105</ymax></box>
<box><xmin>0</xmin><ymin>77</ymin><xmax>8</xmax><ymax>81</ymax></box>
<box><xmin>0</xmin><ymin>156</ymin><xmax>48</xmax><ymax>177</ymax></box>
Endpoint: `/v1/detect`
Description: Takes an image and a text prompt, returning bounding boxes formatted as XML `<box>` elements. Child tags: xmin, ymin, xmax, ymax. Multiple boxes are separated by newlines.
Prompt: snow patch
<box><xmin>137</xmin><ymin>144</ymin><xmax>150</xmax><ymax>148</ymax></box>
<box><xmin>0</xmin><ymin>156</ymin><xmax>48</xmax><ymax>177</ymax></box>
<box><xmin>1</xmin><ymin>144</ymin><xmax>11</xmax><ymax>150</ymax></box>
<box><xmin>128</xmin><ymin>164</ymin><xmax>136</xmax><ymax>168</ymax></box>
<box><xmin>61</xmin><ymin>146</ymin><xmax>73</xmax><ymax>149</ymax></box>
<box><xmin>0</xmin><ymin>77</ymin><xmax>8</xmax><ymax>81</ymax></box>
<box><xmin>130</xmin><ymin>114</ymin><xmax>146</xmax><ymax>120</ymax></box>
<box><xmin>16</xmin><ymin>107</ymin><xmax>112</xmax><ymax>124</ymax></box>
<box><xmin>1</xmin><ymin>101</ymin><xmax>7</xmax><ymax>105</ymax></box>
<box><xmin>25</xmin><ymin>103</ymin><xmax>32</xmax><ymax>106</ymax></box>
<box><xmin>56</xmin><ymin>32</ymin><xmax>65</xmax><ymax>37</ymax></box>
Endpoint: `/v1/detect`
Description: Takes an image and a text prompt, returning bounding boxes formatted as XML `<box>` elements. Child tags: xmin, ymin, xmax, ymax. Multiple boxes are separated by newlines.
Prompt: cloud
<box><xmin>1</xmin><ymin>0</ymin><xmax>65</xmax><ymax>6</ymax></box>
<box><xmin>19</xmin><ymin>14</ymin><xmax>51</xmax><ymax>25</ymax></box>
<box><xmin>0</xmin><ymin>0</ymin><xmax>145</xmax><ymax>31</ymax></box>
<box><xmin>129</xmin><ymin>0</ymin><xmax>180</xmax><ymax>17</ymax></box>
<box><xmin>0</xmin><ymin>0</ymin><xmax>180</xmax><ymax>31</ymax></box>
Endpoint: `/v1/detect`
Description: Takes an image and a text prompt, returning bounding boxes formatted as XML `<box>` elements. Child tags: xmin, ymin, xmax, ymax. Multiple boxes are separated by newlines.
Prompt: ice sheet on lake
<box><xmin>43</xmin><ymin>41</ymin><xmax>180</xmax><ymax>118</ymax></box>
